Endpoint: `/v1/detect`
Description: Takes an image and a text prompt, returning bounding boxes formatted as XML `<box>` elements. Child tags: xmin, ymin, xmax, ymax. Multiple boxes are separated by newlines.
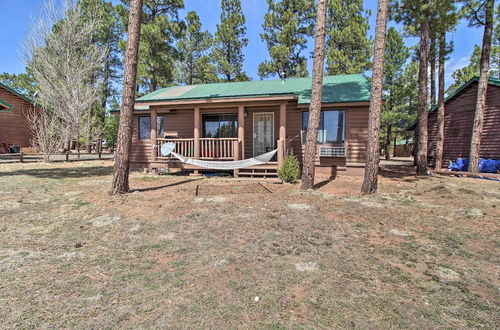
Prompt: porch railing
<box><xmin>156</xmin><ymin>138</ymin><xmax>194</xmax><ymax>158</ymax></box>
<box><xmin>156</xmin><ymin>137</ymin><xmax>239</xmax><ymax>160</ymax></box>
<box><xmin>200</xmin><ymin>138</ymin><xmax>238</xmax><ymax>159</ymax></box>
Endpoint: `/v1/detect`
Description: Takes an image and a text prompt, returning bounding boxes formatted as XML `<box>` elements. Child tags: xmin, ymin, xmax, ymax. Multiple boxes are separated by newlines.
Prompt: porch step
<box><xmin>236</xmin><ymin>167</ymin><xmax>279</xmax><ymax>178</ymax></box>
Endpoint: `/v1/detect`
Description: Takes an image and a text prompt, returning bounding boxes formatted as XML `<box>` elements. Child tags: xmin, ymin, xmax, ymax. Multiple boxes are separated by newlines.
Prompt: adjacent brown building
<box><xmin>115</xmin><ymin>74</ymin><xmax>372</xmax><ymax>177</ymax></box>
<box><xmin>0</xmin><ymin>82</ymin><xmax>35</xmax><ymax>150</ymax></box>
<box><xmin>424</xmin><ymin>77</ymin><xmax>500</xmax><ymax>167</ymax></box>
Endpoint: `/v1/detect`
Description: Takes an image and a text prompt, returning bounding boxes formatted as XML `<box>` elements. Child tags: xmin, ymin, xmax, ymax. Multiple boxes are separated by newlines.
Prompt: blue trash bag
<box><xmin>449</xmin><ymin>158</ymin><xmax>469</xmax><ymax>171</ymax></box>
<box><xmin>478</xmin><ymin>159</ymin><xmax>500</xmax><ymax>173</ymax></box>
<box><xmin>448</xmin><ymin>158</ymin><xmax>500</xmax><ymax>173</ymax></box>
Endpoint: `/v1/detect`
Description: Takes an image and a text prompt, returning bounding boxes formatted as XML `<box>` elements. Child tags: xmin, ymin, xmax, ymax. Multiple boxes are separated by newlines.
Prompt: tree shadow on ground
<box><xmin>314</xmin><ymin>175</ymin><xmax>336</xmax><ymax>189</ymax></box>
<box><xmin>379</xmin><ymin>165</ymin><xmax>430</xmax><ymax>183</ymax></box>
<box><xmin>0</xmin><ymin>166</ymin><xmax>114</xmax><ymax>179</ymax></box>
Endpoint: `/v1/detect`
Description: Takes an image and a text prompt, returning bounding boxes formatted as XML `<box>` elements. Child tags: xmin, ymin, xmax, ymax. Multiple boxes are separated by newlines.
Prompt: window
<box><xmin>202</xmin><ymin>114</ymin><xmax>237</xmax><ymax>138</ymax></box>
<box><xmin>302</xmin><ymin>110</ymin><xmax>345</xmax><ymax>144</ymax></box>
<box><xmin>138</xmin><ymin>115</ymin><xmax>164</xmax><ymax>139</ymax></box>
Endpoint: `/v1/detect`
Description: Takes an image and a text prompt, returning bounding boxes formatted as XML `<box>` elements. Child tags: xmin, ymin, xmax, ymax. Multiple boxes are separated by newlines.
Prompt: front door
<box><xmin>253</xmin><ymin>113</ymin><xmax>274</xmax><ymax>156</ymax></box>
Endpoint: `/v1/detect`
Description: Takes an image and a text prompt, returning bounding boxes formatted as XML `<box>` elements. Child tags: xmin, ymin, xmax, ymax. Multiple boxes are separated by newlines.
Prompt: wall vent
<box><xmin>319</xmin><ymin>146</ymin><xmax>346</xmax><ymax>157</ymax></box>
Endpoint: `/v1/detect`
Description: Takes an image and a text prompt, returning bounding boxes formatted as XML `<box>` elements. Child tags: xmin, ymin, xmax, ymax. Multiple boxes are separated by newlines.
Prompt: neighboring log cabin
<box><xmin>117</xmin><ymin>74</ymin><xmax>371</xmax><ymax>177</ymax></box>
<box><xmin>0</xmin><ymin>82</ymin><xmax>35</xmax><ymax>150</ymax></box>
<box><xmin>411</xmin><ymin>77</ymin><xmax>500</xmax><ymax>168</ymax></box>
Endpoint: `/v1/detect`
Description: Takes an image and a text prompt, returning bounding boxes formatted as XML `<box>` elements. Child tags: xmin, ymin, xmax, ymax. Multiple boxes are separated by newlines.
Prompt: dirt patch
<box><xmin>196</xmin><ymin>182</ymin><xmax>271</xmax><ymax>196</ymax></box>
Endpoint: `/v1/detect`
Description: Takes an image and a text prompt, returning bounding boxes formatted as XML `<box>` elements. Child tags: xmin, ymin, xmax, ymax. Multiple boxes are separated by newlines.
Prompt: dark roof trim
<box><xmin>134</xmin><ymin>91</ymin><xmax>298</xmax><ymax>103</ymax></box>
<box><xmin>0</xmin><ymin>99</ymin><xmax>13</xmax><ymax>112</ymax></box>
<box><xmin>0</xmin><ymin>82</ymin><xmax>34</xmax><ymax>104</ymax></box>
<box><xmin>407</xmin><ymin>77</ymin><xmax>500</xmax><ymax>131</ymax></box>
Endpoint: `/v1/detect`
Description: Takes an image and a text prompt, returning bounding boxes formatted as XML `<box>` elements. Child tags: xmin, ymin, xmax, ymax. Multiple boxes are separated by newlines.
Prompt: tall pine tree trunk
<box><xmin>429</xmin><ymin>38</ymin><xmax>437</xmax><ymax>107</ymax></box>
<box><xmin>416</xmin><ymin>18</ymin><xmax>430</xmax><ymax>175</ymax></box>
<box><xmin>469</xmin><ymin>0</ymin><xmax>494</xmax><ymax>173</ymax></box>
<box><xmin>434</xmin><ymin>32</ymin><xmax>446</xmax><ymax>170</ymax></box>
<box><xmin>300</xmin><ymin>0</ymin><xmax>327</xmax><ymax>190</ymax></box>
<box><xmin>361</xmin><ymin>0</ymin><xmax>389</xmax><ymax>194</ymax></box>
<box><xmin>385</xmin><ymin>123</ymin><xmax>391</xmax><ymax>160</ymax></box>
<box><xmin>111</xmin><ymin>0</ymin><xmax>143</xmax><ymax>195</ymax></box>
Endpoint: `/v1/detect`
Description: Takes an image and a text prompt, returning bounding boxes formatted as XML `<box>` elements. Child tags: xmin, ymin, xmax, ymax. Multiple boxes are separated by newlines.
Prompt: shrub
<box><xmin>278</xmin><ymin>154</ymin><xmax>300</xmax><ymax>183</ymax></box>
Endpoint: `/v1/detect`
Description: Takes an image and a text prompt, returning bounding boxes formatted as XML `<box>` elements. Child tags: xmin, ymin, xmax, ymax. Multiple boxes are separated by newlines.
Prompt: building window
<box><xmin>157</xmin><ymin>116</ymin><xmax>164</xmax><ymax>137</ymax></box>
<box><xmin>202</xmin><ymin>114</ymin><xmax>237</xmax><ymax>138</ymax></box>
<box><xmin>302</xmin><ymin>110</ymin><xmax>345</xmax><ymax>144</ymax></box>
<box><xmin>138</xmin><ymin>115</ymin><xmax>164</xmax><ymax>139</ymax></box>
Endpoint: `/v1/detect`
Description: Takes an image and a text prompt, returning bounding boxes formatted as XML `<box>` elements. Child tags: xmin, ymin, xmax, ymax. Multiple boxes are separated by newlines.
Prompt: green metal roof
<box><xmin>407</xmin><ymin>77</ymin><xmax>500</xmax><ymax>131</ymax></box>
<box><xmin>136</xmin><ymin>74</ymin><xmax>371</xmax><ymax>105</ymax></box>
<box><xmin>0</xmin><ymin>81</ymin><xmax>34</xmax><ymax>104</ymax></box>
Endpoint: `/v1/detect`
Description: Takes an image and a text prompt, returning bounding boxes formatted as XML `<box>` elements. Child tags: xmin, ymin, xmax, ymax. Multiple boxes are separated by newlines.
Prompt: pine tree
<box><xmin>111</xmin><ymin>0</ymin><xmax>143</xmax><ymax>195</ymax></box>
<box><xmin>447</xmin><ymin>45</ymin><xmax>481</xmax><ymax>93</ymax></box>
<box><xmin>433</xmin><ymin>0</ymin><xmax>459</xmax><ymax>170</ymax></box>
<box><xmin>258</xmin><ymin>0</ymin><xmax>315</xmax><ymax>79</ymax></box>
<box><xmin>492</xmin><ymin>3</ymin><xmax>500</xmax><ymax>78</ymax></box>
<box><xmin>0</xmin><ymin>72</ymin><xmax>38</xmax><ymax>97</ymax></box>
<box><xmin>212</xmin><ymin>0</ymin><xmax>249</xmax><ymax>82</ymax></box>
<box><xmin>361</xmin><ymin>0</ymin><xmax>390</xmax><ymax>194</ymax></box>
<box><xmin>393</xmin><ymin>0</ymin><xmax>438</xmax><ymax>175</ymax></box>
<box><xmin>176</xmin><ymin>11</ymin><xmax>217</xmax><ymax>85</ymax></box>
<box><xmin>117</xmin><ymin>0</ymin><xmax>184</xmax><ymax>93</ymax></box>
<box><xmin>79</xmin><ymin>0</ymin><xmax>122</xmax><ymax>153</ymax></box>
<box><xmin>381</xmin><ymin>27</ymin><xmax>409</xmax><ymax>160</ymax></box>
<box><xmin>466</xmin><ymin>0</ymin><xmax>495</xmax><ymax>173</ymax></box>
<box><xmin>300</xmin><ymin>0</ymin><xmax>327</xmax><ymax>190</ymax></box>
<box><xmin>325</xmin><ymin>0</ymin><xmax>372</xmax><ymax>75</ymax></box>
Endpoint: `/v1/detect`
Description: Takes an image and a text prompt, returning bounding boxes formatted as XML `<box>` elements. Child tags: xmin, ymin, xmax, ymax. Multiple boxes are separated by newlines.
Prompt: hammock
<box><xmin>160</xmin><ymin>142</ymin><xmax>277</xmax><ymax>170</ymax></box>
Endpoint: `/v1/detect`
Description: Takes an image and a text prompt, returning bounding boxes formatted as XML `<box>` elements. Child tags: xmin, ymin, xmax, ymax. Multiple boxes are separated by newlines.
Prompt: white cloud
<box><xmin>444</xmin><ymin>56</ymin><xmax>470</xmax><ymax>88</ymax></box>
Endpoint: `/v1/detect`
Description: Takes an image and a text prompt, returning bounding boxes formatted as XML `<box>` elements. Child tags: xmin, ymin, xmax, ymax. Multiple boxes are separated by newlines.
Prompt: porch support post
<box><xmin>278</xmin><ymin>102</ymin><xmax>287</xmax><ymax>165</ymax></box>
<box><xmin>234</xmin><ymin>105</ymin><xmax>245</xmax><ymax>177</ymax></box>
<box><xmin>194</xmin><ymin>107</ymin><xmax>201</xmax><ymax>159</ymax></box>
<box><xmin>193</xmin><ymin>107</ymin><xmax>201</xmax><ymax>175</ymax></box>
<box><xmin>151</xmin><ymin>108</ymin><xmax>157</xmax><ymax>162</ymax></box>
<box><xmin>237</xmin><ymin>105</ymin><xmax>245</xmax><ymax>160</ymax></box>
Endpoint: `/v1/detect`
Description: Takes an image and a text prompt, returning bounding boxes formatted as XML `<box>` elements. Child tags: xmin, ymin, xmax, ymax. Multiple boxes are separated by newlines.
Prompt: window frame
<box><xmin>138</xmin><ymin>116</ymin><xmax>151</xmax><ymax>140</ymax></box>
<box><xmin>202</xmin><ymin>113</ymin><xmax>238</xmax><ymax>138</ymax></box>
<box><xmin>301</xmin><ymin>110</ymin><xmax>346</xmax><ymax>145</ymax></box>
<box><xmin>138</xmin><ymin>115</ymin><xmax>164</xmax><ymax>140</ymax></box>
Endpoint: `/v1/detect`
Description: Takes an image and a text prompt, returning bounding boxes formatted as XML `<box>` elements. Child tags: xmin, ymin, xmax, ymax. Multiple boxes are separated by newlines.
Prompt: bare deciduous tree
<box><xmin>25</xmin><ymin>107</ymin><xmax>62</xmax><ymax>162</ymax></box>
<box><xmin>22</xmin><ymin>0</ymin><xmax>105</xmax><ymax>157</ymax></box>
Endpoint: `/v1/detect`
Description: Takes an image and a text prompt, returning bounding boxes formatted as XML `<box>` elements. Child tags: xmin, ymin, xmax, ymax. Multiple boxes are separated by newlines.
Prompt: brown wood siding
<box><xmin>427</xmin><ymin>82</ymin><xmax>500</xmax><ymax>167</ymax></box>
<box><xmin>345</xmin><ymin>106</ymin><xmax>368</xmax><ymax>164</ymax></box>
<box><xmin>0</xmin><ymin>87</ymin><xmax>33</xmax><ymax>147</ymax></box>
<box><xmin>129</xmin><ymin>103</ymin><xmax>369</xmax><ymax>168</ymax></box>
<box><xmin>130</xmin><ymin>114</ymin><xmax>152</xmax><ymax>164</ymax></box>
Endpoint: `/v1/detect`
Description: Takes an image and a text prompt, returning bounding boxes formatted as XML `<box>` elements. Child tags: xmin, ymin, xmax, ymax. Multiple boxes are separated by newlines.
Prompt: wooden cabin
<box><xmin>423</xmin><ymin>77</ymin><xmax>500</xmax><ymax>167</ymax></box>
<box><xmin>0</xmin><ymin>82</ymin><xmax>35</xmax><ymax>151</ymax></box>
<box><xmin>118</xmin><ymin>74</ymin><xmax>371</xmax><ymax>177</ymax></box>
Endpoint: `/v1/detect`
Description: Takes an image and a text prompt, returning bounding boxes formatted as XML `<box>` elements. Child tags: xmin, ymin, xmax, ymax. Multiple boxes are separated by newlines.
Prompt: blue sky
<box><xmin>0</xmin><ymin>0</ymin><xmax>481</xmax><ymax>88</ymax></box>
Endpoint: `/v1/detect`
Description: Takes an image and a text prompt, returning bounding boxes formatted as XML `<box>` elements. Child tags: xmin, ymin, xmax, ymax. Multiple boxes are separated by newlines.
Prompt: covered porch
<box><xmin>146</xmin><ymin>102</ymin><xmax>289</xmax><ymax>176</ymax></box>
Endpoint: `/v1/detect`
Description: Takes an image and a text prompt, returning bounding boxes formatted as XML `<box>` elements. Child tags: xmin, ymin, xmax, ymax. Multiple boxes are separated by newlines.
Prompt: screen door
<box><xmin>253</xmin><ymin>113</ymin><xmax>274</xmax><ymax>156</ymax></box>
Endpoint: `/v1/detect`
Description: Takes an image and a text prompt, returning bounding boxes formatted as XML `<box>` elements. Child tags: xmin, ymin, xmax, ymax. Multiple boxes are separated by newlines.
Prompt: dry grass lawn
<box><xmin>0</xmin><ymin>161</ymin><xmax>498</xmax><ymax>328</ymax></box>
